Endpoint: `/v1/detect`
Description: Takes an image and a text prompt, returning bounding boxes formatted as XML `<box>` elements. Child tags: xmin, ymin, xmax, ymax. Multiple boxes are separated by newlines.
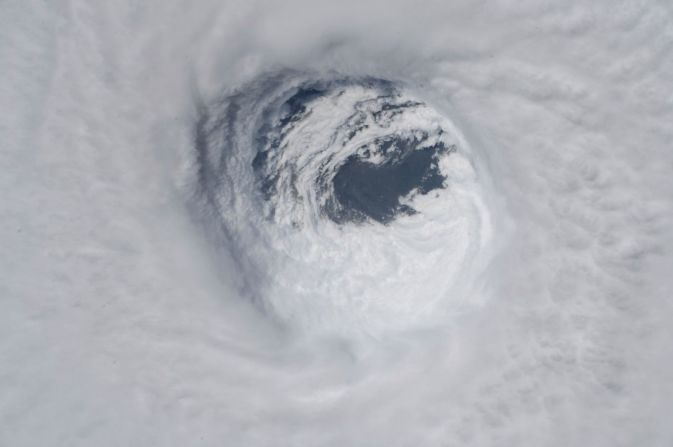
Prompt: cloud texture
<box><xmin>1</xmin><ymin>0</ymin><xmax>673</xmax><ymax>445</ymax></box>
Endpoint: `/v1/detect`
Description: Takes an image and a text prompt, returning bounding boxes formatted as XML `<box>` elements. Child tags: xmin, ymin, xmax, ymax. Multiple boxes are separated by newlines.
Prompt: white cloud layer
<box><xmin>2</xmin><ymin>0</ymin><xmax>673</xmax><ymax>445</ymax></box>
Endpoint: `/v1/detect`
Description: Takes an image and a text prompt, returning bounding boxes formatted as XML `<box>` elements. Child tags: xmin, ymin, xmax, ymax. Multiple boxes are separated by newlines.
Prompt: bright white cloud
<box><xmin>1</xmin><ymin>1</ymin><xmax>672</xmax><ymax>446</ymax></box>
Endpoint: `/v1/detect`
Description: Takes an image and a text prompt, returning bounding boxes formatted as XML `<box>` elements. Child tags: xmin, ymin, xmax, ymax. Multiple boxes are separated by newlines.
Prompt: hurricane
<box><xmin>2</xmin><ymin>1</ymin><xmax>673</xmax><ymax>446</ymax></box>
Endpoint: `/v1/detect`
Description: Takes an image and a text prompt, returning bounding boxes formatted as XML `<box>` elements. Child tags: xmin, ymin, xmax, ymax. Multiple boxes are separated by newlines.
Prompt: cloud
<box><xmin>1</xmin><ymin>0</ymin><xmax>672</xmax><ymax>445</ymax></box>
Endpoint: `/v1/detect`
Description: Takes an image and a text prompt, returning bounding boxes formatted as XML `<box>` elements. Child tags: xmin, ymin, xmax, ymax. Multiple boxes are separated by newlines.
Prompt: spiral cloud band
<box><xmin>2</xmin><ymin>1</ymin><xmax>673</xmax><ymax>446</ymax></box>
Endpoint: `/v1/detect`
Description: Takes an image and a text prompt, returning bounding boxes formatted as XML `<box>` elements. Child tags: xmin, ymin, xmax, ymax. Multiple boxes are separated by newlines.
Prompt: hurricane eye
<box><xmin>328</xmin><ymin>135</ymin><xmax>453</xmax><ymax>224</ymax></box>
<box><xmin>195</xmin><ymin>73</ymin><xmax>494</xmax><ymax>336</ymax></box>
